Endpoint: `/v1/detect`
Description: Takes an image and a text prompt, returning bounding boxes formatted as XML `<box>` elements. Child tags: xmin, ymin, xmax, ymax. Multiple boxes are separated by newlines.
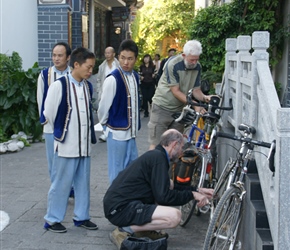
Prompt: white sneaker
<box><xmin>99</xmin><ymin>134</ymin><xmax>107</xmax><ymax>142</ymax></box>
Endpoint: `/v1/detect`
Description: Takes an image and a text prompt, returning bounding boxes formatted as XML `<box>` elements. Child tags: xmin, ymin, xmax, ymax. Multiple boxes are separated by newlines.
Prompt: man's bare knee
<box><xmin>163</xmin><ymin>208</ymin><xmax>181</xmax><ymax>228</ymax></box>
<box><xmin>171</xmin><ymin>209</ymin><xmax>181</xmax><ymax>227</ymax></box>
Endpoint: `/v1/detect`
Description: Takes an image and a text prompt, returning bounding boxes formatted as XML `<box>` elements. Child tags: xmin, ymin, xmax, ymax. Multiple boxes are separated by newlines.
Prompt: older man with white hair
<box><xmin>148</xmin><ymin>40</ymin><xmax>211</xmax><ymax>150</ymax></box>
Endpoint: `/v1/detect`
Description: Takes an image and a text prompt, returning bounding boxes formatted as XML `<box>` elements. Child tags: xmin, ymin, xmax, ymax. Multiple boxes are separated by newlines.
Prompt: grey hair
<box><xmin>159</xmin><ymin>129</ymin><xmax>183</xmax><ymax>147</ymax></box>
<box><xmin>183</xmin><ymin>40</ymin><xmax>202</xmax><ymax>56</ymax></box>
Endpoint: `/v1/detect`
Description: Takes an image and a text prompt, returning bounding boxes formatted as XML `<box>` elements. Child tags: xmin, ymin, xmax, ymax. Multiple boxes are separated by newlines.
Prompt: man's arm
<box><xmin>169</xmin><ymin>85</ymin><xmax>187</xmax><ymax>104</ymax></box>
<box><xmin>192</xmin><ymin>87</ymin><xmax>211</xmax><ymax>103</ymax></box>
<box><xmin>36</xmin><ymin>72</ymin><xmax>44</xmax><ymax>116</ymax></box>
<box><xmin>97</xmin><ymin>75</ymin><xmax>116</xmax><ymax>125</ymax></box>
<box><xmin>43</xmin><ymin>80</ymin><xmax>62</xmax><ymax>129</ymax></box>
<box><xmin>96</xmin><ymin>64</ymin><xmax>103</xmax><ymax>99</ymax></box>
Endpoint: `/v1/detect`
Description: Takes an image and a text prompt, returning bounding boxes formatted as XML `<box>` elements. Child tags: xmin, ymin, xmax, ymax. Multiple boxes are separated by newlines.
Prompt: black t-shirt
<box><xmin>139</xmin><ymin>64</ymin><xmax>155</xmax><ymax>84</ymax></box>
<box><xmin>103</xmin><ymin>144</ymin><xmax>194</xmax><ymax>218</ymax></box>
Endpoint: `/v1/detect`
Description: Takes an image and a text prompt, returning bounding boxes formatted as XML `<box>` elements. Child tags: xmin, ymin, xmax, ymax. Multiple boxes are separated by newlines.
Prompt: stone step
<box><xmin>256</xmin><ymin>229</ymin><xmax>274</xmax><ymax>250</ymax></box>
<box><xmin>239</xmin><ymin>171</ymin><xmax>273</xmax><ymax>249</ymax></box>
<box><xmin>247</xmin><ymin>173</ymin><xmax>263</xmax><ymax>200</ymax></box>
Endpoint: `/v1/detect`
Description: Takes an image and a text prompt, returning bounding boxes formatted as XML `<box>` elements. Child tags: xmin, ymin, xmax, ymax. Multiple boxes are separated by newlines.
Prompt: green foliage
<box><xmin>0</xmin><ymin>52</ymin><xmax>43</xmax><ymax>142</ymax></box>
<box><xmin>190</xmin><ymin>0</ymin><xmax>288</xmax><ymax>78</ymax></box>
<box><xmin>19</xmin><ymin>137</ymin><xmax>31</xmax><ymax>147</ymax></box>
<box><xmin>274</xmin><ymin>82</ymin><xmax>282</xmax><ymax>98</ymax></box>
<box><xmin>132</xmin><ymin>0</ymin><xmax>195</xmax><ymax>58</ymax></box>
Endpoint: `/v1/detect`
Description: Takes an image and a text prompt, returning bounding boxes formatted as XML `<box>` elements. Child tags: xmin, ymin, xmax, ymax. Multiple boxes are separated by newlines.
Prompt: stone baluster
<box><xmin>223</xmin><ymin>38</ymin><xmax>237</xmax><ymax>128</ymax></box>
<box><xmin>251</xmin><ymin>31</ymin><xmax>270</xmax><ymax>126</ymax></box>
<box><xmin>236</xmin><ymin>35</ymin><xmax>251</xmax><ymax>133</ymax></box>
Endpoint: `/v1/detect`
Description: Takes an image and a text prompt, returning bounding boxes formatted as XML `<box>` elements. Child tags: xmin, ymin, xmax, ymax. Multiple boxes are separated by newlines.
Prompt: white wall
<box><xmin>0</xmin><ymin>0</ymin><xmax>38</xmax><ymax>70</ymax></box>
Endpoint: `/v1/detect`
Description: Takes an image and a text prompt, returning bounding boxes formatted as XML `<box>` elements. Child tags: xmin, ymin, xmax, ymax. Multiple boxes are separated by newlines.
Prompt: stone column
<box><xmin>252</xmin><ymin>31</ymin><xmax>270</xmax><ymax>126</ymax></box>
<box><xmin>223</xmin><ymin>38</ymin><xmax>237</xmax><ymax>129</ymax></box>
<box><xmin>236</xmin><ymin>35</ymin><xmax>251</xmax><ymax>133</ymax></box>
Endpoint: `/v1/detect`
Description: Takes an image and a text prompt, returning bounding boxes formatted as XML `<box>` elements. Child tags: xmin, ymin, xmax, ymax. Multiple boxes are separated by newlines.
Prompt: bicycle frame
<box><xmin>174</xmin><ymin>96</ymin><xmax>233</xmax><ymax>225</ymax></box>
<box><xmin>203</xmin><ymin>124</ymin><xmax>276</xmax><ymax>250</ymax></box>
<box><xmin>186</xmin><ymin>113</ymin><xmax>215</xmax><ymax>213</ymax></box>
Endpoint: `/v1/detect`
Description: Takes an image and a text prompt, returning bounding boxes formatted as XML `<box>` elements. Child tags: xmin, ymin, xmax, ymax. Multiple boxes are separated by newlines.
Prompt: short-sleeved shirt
<box><xmin>152</xmin><ymin>54</ymin><xmax>201</xmax><ymax>112</ymax></box>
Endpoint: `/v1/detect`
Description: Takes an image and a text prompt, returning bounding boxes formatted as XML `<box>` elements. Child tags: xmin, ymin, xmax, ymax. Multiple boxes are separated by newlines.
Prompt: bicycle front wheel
<box><xmin>212</xmin><ymin>158</ymin><xmax>237</xmax><ymax>208</ymax></box>
<box><xmin>179</xmin><ymin>154</ymin><xmax>202</xmax><ymax>226</ymax></box>
<box><xmin>203</xmin><ymin>186</ymin><xmax>243</xmax><ymax>250</ymax></box>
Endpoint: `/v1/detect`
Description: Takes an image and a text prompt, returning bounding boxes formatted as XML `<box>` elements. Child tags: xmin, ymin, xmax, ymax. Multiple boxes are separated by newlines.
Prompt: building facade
<box><xmin>0</xmin><ymin>0</ymin><xmax>140</xmax><ymax>70</ymax></box>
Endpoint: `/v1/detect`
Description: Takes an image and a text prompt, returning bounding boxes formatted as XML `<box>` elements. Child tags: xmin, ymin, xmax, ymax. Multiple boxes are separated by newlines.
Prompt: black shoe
<box><xmin>73</xmin><ymin>219</ymin><xmax>98</xmax><ymax>230</ymax></box>
<box><xmin>144</xmin><ymin>114</ymin><xmax>149</xmax><ymax>117</ymax></box>
<box><xmin>44</xmin><ymin>222</ymin><xmax>67</xmax><ymax>233</ymax></box>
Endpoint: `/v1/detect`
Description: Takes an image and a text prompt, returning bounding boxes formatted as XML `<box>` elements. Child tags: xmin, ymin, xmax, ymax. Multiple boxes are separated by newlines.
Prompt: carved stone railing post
<box><xmin>236</xmin><ymin>35</ymin><xmax>251</xmax><ymax>133</ymax></box>
<box><xmin>252</xmin><ymin>31</ymin><xmax>270</xmax><ymax>126</ymax></box>
<box><xmin>222</xmin><ymin>38</ymin><xmax>237</xmax><ymax>128</ymax></box>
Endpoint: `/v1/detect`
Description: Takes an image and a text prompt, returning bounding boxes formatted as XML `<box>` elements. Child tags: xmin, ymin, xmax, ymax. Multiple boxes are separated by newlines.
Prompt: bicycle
<box><xmin>203</xmin><ymin>124</ymin><xmax>276</xmax><ymax>250</ymax></box>
<box><xmin>171</xmin><ymin>96</ymin><xmax>232</xmax><ymax>226</ymax></box>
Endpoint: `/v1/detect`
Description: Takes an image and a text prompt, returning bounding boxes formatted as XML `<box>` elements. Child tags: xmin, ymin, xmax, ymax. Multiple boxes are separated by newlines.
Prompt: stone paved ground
<box><xmin>0</xmin><ymin>115</ymin><xmax>209</xmax><ymax>250</ymax></box>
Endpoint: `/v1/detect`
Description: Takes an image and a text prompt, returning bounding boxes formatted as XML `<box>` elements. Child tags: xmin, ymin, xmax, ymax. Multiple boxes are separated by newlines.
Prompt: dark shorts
<box><xmin>107</xmin><ymin>201</ymin><xmax>157</xmax><ymax>227</ymax></box>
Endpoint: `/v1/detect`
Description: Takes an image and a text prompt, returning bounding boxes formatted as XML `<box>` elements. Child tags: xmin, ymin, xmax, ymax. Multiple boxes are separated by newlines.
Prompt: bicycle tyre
<box><xmin>203</xmin><ymin>186</ymin><xmax>243</xmax><ymax>250</ymax></box>
<box><xmin>179</xmin><ymin>154</ymin><xmax>202</xmax><ymax>226</ymax></box>
<box><xmin>212</xmin><ymin>158</ymin><xmax>237</xmax><ymax>207</ymax></box>
<box><xmin>183</xmin><ymin>125</ymin><xmax>197</xmax><ymax>144</ymax></box>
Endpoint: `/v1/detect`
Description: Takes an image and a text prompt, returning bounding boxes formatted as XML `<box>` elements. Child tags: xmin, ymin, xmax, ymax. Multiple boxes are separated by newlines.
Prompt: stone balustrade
<box><xmin>218</xmin><ymin>31</ymin><xmax>290</xmax><ymax>250</ymax></box>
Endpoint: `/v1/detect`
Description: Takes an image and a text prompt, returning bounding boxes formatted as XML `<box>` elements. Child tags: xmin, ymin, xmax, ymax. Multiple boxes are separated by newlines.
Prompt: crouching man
<box><xmin>103</xmin><ymin>129</ymin><xmax>213</xmax><ymax>248</ymax></box>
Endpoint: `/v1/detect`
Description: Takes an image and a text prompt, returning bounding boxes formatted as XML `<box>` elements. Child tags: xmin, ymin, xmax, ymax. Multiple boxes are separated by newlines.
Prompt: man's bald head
<box><xmin>160</xmin><ymin>129</ymin><xmax>183</xmax><ymax>147</ymax></box>
<box><xmin>105</xmin><ymin>46</ymin><xmax>116</xmax><ymax>62</ymax></box>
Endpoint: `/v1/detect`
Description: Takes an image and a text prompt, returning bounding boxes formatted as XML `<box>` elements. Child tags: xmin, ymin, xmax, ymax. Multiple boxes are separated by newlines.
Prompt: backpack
<box><xmin>170</xmin><ymin>146</ymin><xmax>200</xmax><ymax>186</ymax></box>
<box><xmin>120</xmin><ymin>236</ymin><xmax>167</xmax><ymax>250</ymax></box>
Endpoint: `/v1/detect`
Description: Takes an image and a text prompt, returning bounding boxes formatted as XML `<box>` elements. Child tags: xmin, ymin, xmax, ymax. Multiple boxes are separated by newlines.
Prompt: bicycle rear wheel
<box><xmin>203</xmin><ymin>186</ymin><xmax>243</xmax><ymax>250</ymax></box>
<box><xmin>179</xmin><ymin>154</ymin><xmax>202</xmax><ymax>226</ymax></box>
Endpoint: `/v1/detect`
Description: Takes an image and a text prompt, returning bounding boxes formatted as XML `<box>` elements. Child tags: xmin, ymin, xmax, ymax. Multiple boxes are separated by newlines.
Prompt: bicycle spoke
<box><xmin>179</xmin><ymin>155</ymin><xmax>202</xmax><ymax>226</ymax></box>
<box><xmin>204</xmin><ymin>186</ymin><xmax>242</xmax><ymax>250</ymax></box>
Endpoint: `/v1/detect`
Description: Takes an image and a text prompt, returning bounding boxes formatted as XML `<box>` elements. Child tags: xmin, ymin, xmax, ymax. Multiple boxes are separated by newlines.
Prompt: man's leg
<box><xmin>44</xmin><ymin>154</ymin><xmax>75</xmax><ymax>227</ymax></box>
<box><xmin>130</xmin><ymin>205</ymin><xmax>181</xmax><ymax>232</ymax></box>
<box><xmin>148</xmin><ymin>104</ymin><xmax>182</xmax><ymax>150</ymax></box>
<box><xmin>73</xmin><ymin>156</ymin><xmax>90</xmax><ymax>221</ymax></box>
<box><xmin>44</xmin><ymin>133</ymin><xmax>54</xmax><ymax>182</ymax></box>
<box><xmin>107</xmin><ymin>132</ymin><xmax>138</xmax><ymax>184</ymax></box>
<box><xmin>108</xmin><ymin>204</ymin><xmax>179</xmax><ymax>247</ymax></box>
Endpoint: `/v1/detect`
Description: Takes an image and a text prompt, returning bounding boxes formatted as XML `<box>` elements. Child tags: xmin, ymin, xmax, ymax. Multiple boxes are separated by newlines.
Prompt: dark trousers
<box><xmin>140</xmin><ymin>83</ymin><xmax>155</xmax><ymax>115</ymax></box>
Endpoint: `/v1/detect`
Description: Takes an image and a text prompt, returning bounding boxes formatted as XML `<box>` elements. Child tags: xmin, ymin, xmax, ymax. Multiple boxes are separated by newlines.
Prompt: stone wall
<box><xmin>37</xmin><ymin>4</ymin><xmax>71</xmax><ymax>68</ymax></box>
<box><xmin>218</xmin><ymin>31</ymin><xmax>290</xmax><ymax>250</ymax></box>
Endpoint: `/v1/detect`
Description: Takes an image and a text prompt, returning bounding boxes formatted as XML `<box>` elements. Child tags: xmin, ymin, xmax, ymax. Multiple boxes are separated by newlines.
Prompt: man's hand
<box><xmin>192</xmin><ymin>188</ymin><xmax>214</xmax><ymax>207</ymax></box>
<box><xmin>193</xmin><ymin>192</ymin><xmax>209</xmax><ymax>207</ymax></box>
<box><xmin>203</xmin><ymin>95</ymin><xmax>212</xmax><ymax>103</ymax></box>
<box><xmin>193</xmin><ymin>105</ymin><xmax>207</xmax><ymax>115</ymax></box>
<box><xmin>198</xmin><ymin>187</ymin><xmax>214</xmax><ymax>199</ymax></box>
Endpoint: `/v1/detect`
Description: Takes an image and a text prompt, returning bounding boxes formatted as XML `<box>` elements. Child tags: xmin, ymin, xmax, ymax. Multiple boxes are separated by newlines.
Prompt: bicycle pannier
<box><xmin>171</xmin><ymin>147</ymin><xmax>199</xmax><ymax>186</ymax></box>
<box><xmin>120</xmin><ymin>236</ymin><xmax>167</xmax><ymax>250</ymax></box>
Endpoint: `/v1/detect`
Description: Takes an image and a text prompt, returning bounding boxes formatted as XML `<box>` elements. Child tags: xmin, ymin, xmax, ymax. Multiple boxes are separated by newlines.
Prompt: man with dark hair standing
<box><xmin>37</xmin><ymin>42</ymin><xmax>71</xmax><ymax>182</ymax></box>
<box><xmin>104</xmin><ymin>129</ymin><xmax>213</xmax><ymax>249</ymax></box>
<box><xmin>98</xmin><ymin>39</ymin><xmax>141</xmax><ymax>184</ymax></box>
<box><xmin>156</xmin><ymin>48</ymin><xmax>176</xmax><ymax>83</ymax></box>
<box><xmin>43</xmin><ymin>47</ymin><xmax>98</xmax><ymax>233</ymax></box>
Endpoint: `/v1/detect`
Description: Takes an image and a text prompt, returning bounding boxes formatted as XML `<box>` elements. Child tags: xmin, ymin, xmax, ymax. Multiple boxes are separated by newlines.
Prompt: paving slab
<box><xmin>0</xmin><ymin>115</ymin><xmax>209</xmax><ymax>249</ymax></box>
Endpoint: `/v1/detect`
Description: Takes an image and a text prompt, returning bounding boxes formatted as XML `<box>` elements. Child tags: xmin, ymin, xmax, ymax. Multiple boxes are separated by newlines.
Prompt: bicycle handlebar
<box><xmin>213</xmin><ymin>126</ymin><xmax>276</xmax><ymax>172</ymax></box>
<box><xmin>215</xmin><ymin>132</ymin><xmax>272</xmax><ymax>148</ymax></box>
<box><xmin>174</xmin><ymin>96</ymin><xmax>233</xmax><ymax>123</ymax></box>
<box><xmin>174</xmin><ymin>106</ymin><xmax>195</xmax><ymax>123</ymax></box>
<box><xmin>187</xmin><ymin>98</ymin><xmax>233</xmax><ymax>111</ymax></box>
